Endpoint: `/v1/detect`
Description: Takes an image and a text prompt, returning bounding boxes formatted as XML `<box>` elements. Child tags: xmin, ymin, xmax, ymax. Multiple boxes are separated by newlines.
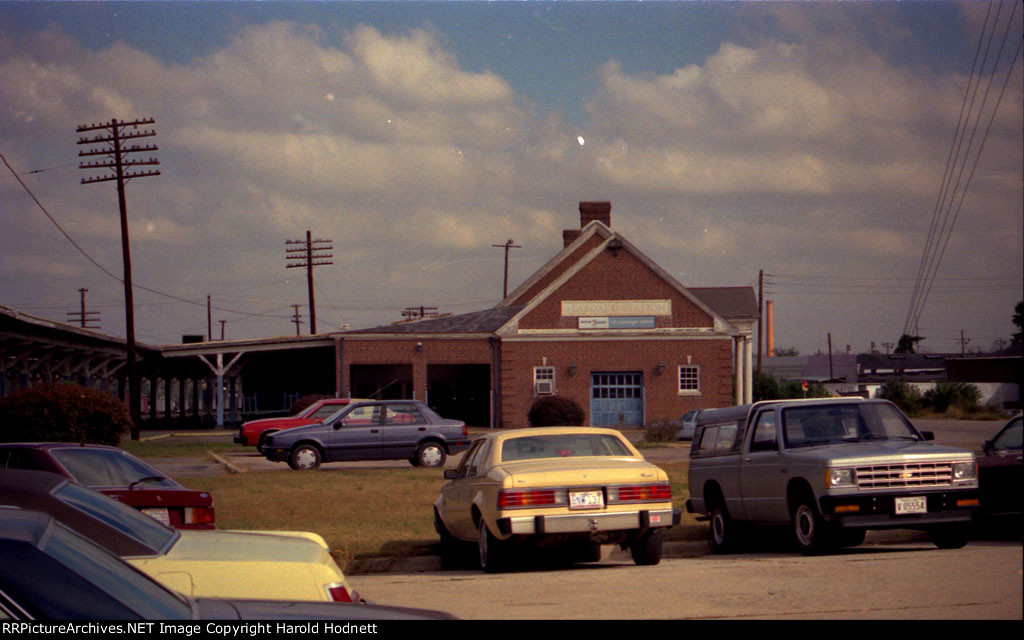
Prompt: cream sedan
<box><xmin>433</xmin><ymin>427</ymin><xmax>681</xmax><ymax>572</ymax></box>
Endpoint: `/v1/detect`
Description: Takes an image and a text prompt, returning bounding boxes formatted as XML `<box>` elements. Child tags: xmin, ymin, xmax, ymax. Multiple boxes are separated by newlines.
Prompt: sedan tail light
<box><xmin>326</xmin><ymin>583</ymin><xmax>357</xmax><ymax>603</ymax></box>
<box><xmin>184</xmin><ymin>506</ymin><xmax>216</xmax><ymax>526</ymax></box>
<box><xmin>498</xmin><ymin>489</ymin><xmax>558</xmax><ymax>508</ymax></box>
<box><xmin>614</xmin><ymin>484</ymin><xmax>672</xmax><ymax>502</ymax></box>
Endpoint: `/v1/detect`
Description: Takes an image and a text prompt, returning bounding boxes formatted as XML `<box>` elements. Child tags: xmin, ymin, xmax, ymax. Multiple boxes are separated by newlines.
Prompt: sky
<box><xmin>1</xmin><ymin>0</ymin><xmax>1021</xmax><ymax>357</ymax></box>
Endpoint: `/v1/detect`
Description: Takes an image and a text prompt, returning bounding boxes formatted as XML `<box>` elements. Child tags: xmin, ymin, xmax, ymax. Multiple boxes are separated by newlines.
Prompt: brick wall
<box><xmin>499</xmin><ymin>337</ymin><xmax>733</xmax><ymax>428</ymax></box>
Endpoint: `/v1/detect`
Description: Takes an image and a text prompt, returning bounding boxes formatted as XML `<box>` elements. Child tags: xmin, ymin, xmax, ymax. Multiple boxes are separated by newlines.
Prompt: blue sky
<box><xmin>1</xmin><ymin>1</ymin><xmax>1021</xmax><ymax>355</ymax></box>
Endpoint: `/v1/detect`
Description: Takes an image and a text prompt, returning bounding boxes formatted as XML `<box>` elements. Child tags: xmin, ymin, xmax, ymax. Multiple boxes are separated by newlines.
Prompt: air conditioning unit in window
<box><xmin>535</xmin><ymin>381</ymin><xmax>554</xmax><ymax>395</ymax></box>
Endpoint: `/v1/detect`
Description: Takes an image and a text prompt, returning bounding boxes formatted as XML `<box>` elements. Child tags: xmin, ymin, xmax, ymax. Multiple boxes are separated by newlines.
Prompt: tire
<box><xmin>791</xmin><ymin>493</ymin><xmax>831</xmax><ymax>555</ymax></box>
<box><xmin>288</xmin><ymin>444</ymin><xmax>322</xmax><ymax>471</ymax></box>
<box><xmin>414</xmin><ymin>442</ymin><xmax>447</xmax><ymax>468</ymax></box>
<box><xmin>929</xmin><ymin>524</ymin><xmax>970</xmax><ymax>550</ymax></box>
<box><xmin>708</xmin><ymin>496</ymin><xmax>738</xmax><ymax>554</ymax></box>
<box><xmin>478</xmin><ymin>519</ymin><xmax>508</xmax><ymax>573</ymax></box>
<box><xmin>629</xmin><ymin>529</ymin><xmax>663</xmax><ymax>566</ymax></box>
<box><xmin>256</xmin><ymin>430</ymin><xmax>277</xmax><ymax>454</ymax></box>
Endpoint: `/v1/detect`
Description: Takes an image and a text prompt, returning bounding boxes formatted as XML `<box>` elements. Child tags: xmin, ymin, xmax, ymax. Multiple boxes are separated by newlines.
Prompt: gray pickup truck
<box><xmin>685</xmin><ymin>398</ymin><xmax>980</xmax><ymax>554</ymax></box>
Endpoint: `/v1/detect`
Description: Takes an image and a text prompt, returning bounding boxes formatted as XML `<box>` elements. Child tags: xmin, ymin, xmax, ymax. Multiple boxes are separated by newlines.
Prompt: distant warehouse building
<box><xmin>337</xmin><ymin>202</ymin><xmax>758</xmax><ymax>428</ymax></box>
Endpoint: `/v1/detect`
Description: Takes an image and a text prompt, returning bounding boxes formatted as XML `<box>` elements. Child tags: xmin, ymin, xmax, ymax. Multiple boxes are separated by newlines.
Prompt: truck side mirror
<box><xmin>919</xmin><ymin>430</ymin><xmax>935</xmax><ymax>441</ymax></box>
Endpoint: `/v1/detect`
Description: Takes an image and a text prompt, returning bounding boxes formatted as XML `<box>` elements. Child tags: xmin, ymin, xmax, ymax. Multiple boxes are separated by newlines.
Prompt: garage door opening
<box><xmin>427</xmin><ymin>364</ymin><xmax>491</xmax><ymax>427</ymax></box>
<box><xmin>349</xmin><ymin>364</ymin><xmax>413</xmax><ymax>400</ymax></box>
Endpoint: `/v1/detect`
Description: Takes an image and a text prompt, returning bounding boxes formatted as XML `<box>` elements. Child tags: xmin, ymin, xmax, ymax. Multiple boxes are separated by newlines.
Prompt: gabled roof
<box><xmin>494</xmin><ymin>221</ymin><xmax>743</xmax><ymax>335</ymax></box>
<box><xmin>688</xmin><ymin>287</ymin><xmax>760</xmax><ymax>321</ymax></box>
<box><xmin>348</xmin><ymin>305</ymin><xmax>524</xmax><ymax>335</ymax></box>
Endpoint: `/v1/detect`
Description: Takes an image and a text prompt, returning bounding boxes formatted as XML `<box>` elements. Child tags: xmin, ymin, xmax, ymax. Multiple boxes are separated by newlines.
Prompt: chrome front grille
<box><xmin>855</xmin><ymin>461</ymin><xmax>954</xmax><ymax>489</ymax></box>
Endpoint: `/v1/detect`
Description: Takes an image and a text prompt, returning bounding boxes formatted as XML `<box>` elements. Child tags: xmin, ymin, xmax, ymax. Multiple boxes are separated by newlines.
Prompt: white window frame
<box><xmin>533</xmin><ymin>366</ymin><xmax>556</xmax><ymax>395</ymax></box>
<box><xmin>678</xmin><ymin>365</ymin><xmax>701</xmax><ymax>395</ymax></box>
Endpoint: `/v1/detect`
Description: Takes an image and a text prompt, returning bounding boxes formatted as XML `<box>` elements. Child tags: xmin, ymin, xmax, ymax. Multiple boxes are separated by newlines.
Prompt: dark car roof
<box><xmin>0</xmin><ymin>469</ymin><xmax>169</xmax><ymax>557</ymax></box>
<box><xmin>0</xmin><ymin>442</ymin><xmax>122</xmax><ymax>451</ymax></box>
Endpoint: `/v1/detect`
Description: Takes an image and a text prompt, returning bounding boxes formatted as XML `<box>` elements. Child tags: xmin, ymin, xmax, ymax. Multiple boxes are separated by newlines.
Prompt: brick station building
<box><xmin>338</xmin><ymin>202</ymin><xmax>758</xmax><ymax>429</ymax></box>
<box><xmin>2</xmin><ymin>202</ymin><xmax>758</xmax><ymax>430</ymax></box>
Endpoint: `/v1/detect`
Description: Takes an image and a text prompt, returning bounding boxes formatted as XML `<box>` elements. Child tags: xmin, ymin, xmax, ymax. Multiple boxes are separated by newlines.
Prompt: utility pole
<box><xmin>757</xmin><ymin>269</ymin><xmax>764</xmax><ymax>373</ymax></box>
<box><xmin>291</xmin><ymin>304</ymin><xmax>303</xmax><ymax>336</ymax></box>
<box><xmin>957</xmin><ymin>330</ymin><xmax>971</xmax><ymax>355</ymax></box>
<box><xmin>492</xmin><ymin>239</ymin><xmax>521</xmax><ymax>299</ymax></box>
<box><xmin>286</xmin><ymin>230</ymin><xmax>333</xmax><ymax>334</ymax></box>
<box><xmin>77</xmin><ymin>118</ymin><xmax>160</xmax><ymax>439</ymax></box>
<box><xmin>67</xmin><ymin>288</ymin><xmax>100</xmax><ymax>329</ymax></box>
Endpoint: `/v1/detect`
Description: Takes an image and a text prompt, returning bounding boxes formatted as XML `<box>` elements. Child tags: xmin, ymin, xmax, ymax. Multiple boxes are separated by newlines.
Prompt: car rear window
<box><xmin>500</xmin><ymin>434</ymin><xmax>633</xmax><ymax>461</ymax></box>
<box><xmin>51</xmin><ymin>448</ymin><xmax>178</xmax><ymax>489</ymax></box>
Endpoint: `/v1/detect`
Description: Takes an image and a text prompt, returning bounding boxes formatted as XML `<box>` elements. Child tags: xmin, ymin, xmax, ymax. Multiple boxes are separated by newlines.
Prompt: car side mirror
<box><xmin>982</xmin><ymin>440</ymin><xmax>994</xmax><ymax>453</ymax></box>
<box><xmin>919</xmin><ymin>431</ymin><xmax>935</xmax><ymax>441</ymax></box>
<box><xmin>443</xmin><ymin>469</ymin><xmax>458</xmax><ymax>479</ymax></box>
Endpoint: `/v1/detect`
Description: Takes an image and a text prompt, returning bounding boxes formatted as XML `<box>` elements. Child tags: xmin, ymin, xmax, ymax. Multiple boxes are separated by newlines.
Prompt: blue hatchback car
<box><xmin>262</xmin><ymin>399</ymin><xmax>470</xmax><ymax>470</ymax></box>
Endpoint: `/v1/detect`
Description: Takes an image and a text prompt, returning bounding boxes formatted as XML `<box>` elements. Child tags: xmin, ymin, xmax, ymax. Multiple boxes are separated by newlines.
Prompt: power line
<box><xmin>904</xmin><ymin>0</ymin><xmax>1023</xmax><ymax>336</ymax></box>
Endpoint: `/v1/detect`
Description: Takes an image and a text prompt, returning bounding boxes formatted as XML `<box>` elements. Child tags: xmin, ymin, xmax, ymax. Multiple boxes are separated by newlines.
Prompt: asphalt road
<box><xmin>353</xmin><ymin>539</ymin><xmax>1022</xmax><ymax>619</ymax></box>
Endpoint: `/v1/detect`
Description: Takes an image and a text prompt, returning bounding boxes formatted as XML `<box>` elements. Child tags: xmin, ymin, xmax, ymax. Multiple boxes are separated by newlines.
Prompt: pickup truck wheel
<box><xmin>928</xmin><ymin>524</ymin><xmax>970</xmax><ymax>549</ymax></box>
<box><xmin>792</xmin><ymin>496</ymin><xmax>830</xmax><ymax>555</ymax></box>
<box><xmin>288</xmin><ymin>444</ymin><xmax>322</xmax><ymax>471</ymax></box>
<box><xmin>630</xmin><ymin>529</ymin><xmax>663</xmax><ymax>566</ymax></box>
<box><xmin>478</xmin><ymin>520</ymin><xmax>508</xmax><ymax>573</ymax></box>
<box><xmin>708</xmin><ymin>499</ymin><xmax>737</xmax><ymax>554</ymax></box>
<box><xmin>415</xmin><ymin>442</ymin><xmax>447</xmax><ymax>468</ymax></box>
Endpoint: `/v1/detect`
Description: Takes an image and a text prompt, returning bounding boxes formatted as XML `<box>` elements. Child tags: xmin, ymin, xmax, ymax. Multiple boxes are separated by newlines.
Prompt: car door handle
<box><xmin>370</xmin><ymin>429</ymin><xmax>379</xmax><ymax>433</ymax></box>
<box><xmin>418</xmin><ymin>427</ymin><xmax>426</xmax><ymax>431</ymax></box>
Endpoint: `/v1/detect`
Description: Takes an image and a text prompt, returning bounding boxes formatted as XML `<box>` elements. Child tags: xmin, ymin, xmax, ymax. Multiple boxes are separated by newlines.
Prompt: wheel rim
<box><xmin>420</xmin><ymin>445</ymin><xmax>443</xmax><ymax>467</ymax></box>
<box><xmin>294</xmin><ymin>448</ymin><xmax>318</xmax><ymax>469</ymax></box>
<box><xmin>711</xmin><ymin>510</ymin><xmax>726</xmax><ymax>545</ymax></box>
<box><xmin>794</xmin><ymin>504</ymin><xmax>815</xmax><ymax>546</ymax></box>
<box><xmin>478</xmin><ymin>521</ymin><xmax>489</xmax><ymax>568</ymax></box>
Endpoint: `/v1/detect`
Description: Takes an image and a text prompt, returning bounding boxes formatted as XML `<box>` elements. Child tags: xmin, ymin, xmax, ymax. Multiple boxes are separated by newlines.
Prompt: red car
<box><xmin>0</xmin><ymin>442</ymin><xmax>215</xmax><ymax>530</ymax></box>
<box><xmin>234</xmin><ymin>398</ymin><xmax>365</xmax><ymax>452</ymax></box>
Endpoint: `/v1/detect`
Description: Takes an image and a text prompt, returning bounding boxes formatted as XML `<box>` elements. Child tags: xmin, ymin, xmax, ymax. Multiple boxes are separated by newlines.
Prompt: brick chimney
<box><xmin>563</xmin><ymin>201</ymin><xmax>611</xmax><ymax>247</ymax></box>
<box><xmin>579</xmin><ymin>201</ymin><xmax>611</xmax><ymax>228</ymax></box>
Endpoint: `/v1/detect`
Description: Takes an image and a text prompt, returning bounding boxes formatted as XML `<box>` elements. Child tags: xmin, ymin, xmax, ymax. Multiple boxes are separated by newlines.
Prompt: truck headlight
<box><xmin>952</xmin><ymin>462</ymin><xmax>977</xmax><ymax>481</ymax></box>
<box><xmin>826</xmin><ymin>468</ymin><xmax>856</xmax><ymax>488</ymax></box>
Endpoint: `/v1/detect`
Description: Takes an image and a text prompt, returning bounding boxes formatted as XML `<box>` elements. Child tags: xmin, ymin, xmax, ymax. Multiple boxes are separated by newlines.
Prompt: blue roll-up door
<box><xmin>590</xmin><ymin>372</ymin><xmax>644</xmax><ymax>427</ymax></box>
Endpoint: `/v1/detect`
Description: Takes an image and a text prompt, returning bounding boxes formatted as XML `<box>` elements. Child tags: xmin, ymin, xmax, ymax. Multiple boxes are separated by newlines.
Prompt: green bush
<box><xmin>923</xmin><ymin>382</ymin><xmax>981</xmax><ymax>413</ymax></box>
<box><xmin>527</xmin><ymin>395</ymin><xmax>586</xmax><ymax>427</ymax></box>
<box><xmin>0</xmin><ymin>382</ymin><xmax>132</xmax><ymax>445</ymax></box>
<box><xmin>754</xmin><ymin>371</ymin><xmax>832</xmax><ymax>401</ymax></box>
<box><xmin>875</xmin><ymin>379</ymin><xmax>923</xmax><ymax>413</ymax></box>
<box><xmin>644</xmin><ymin>418</ymin><xmax>681</xmax><ymax>443</ymax></box>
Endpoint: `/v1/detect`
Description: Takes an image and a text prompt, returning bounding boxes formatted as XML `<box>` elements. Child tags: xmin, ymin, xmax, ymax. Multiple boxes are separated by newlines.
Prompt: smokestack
<box><xmin>766</xmin><ymin>300</ymin><xmax>775</xmax><ymax>357</ymax></box>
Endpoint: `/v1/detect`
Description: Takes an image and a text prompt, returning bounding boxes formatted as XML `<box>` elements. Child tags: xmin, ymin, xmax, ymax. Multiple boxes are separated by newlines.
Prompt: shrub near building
<box><xmin>527</xmin><ymin>395</ymin><xmax>586</xmax><ymax>427</ymax></box>
<box><xmin>0</xmin><ymin>382</ymin><xmax>131</xmax><ymax>445</ymax></box>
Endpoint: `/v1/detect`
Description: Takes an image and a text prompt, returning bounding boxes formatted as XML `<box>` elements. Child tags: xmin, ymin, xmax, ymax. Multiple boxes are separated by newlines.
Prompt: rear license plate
<box><xmin>142</xmin><ymin>508</ymin><xmax>170</xmax><ymax>525</ymax></box>
<box><xmin>569</xmin><ymin>490</ymin><xmax>604</xmax><ymax>510</ymax></box>
<box><xmin>894</xmin><ymin>496</ymin><xmax>927</xmax><ymax>515</ymax></box>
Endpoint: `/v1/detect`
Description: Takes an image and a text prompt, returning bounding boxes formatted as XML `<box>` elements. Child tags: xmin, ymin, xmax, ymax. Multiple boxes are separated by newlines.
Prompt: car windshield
<box><xmin>51</xmin><ymin>448</ymin><xmax>178</xmax><ymax>489</ymax></box>
<box><xmin>994</xmin><ymin>418</ymin><xmax>1022</xmax><ymax>451</ymax></box>
<box><xmin>782</xmin><ymin>403</ymin><xmax>921</xmax><ymax>448</ymax></box>
<box><xmin>55</xmin><ymin>483</ymin><xmax>179</xmax><ymax>553</ymax></box>
<box><xmin>500</xmin><ymin>434</ymin><xmax>634</xmax><ymax>461</ymax></box>
<box><xmin>41</xmin><ymin>522</ymin><xmax>192</xmax><ymax>619</ymax></box>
